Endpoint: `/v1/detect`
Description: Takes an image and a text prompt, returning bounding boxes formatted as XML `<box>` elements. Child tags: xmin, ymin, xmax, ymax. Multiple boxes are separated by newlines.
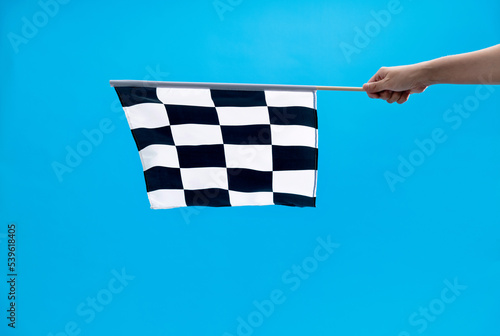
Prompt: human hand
<box><xmin>363</xmin><ymin>64</ymin><xmax>429</xmax><ymax>104</ymax></box>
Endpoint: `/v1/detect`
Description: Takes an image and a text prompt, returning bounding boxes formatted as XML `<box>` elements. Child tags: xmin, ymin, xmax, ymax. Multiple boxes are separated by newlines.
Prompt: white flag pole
<box><xmin>316</xmin><ymin>86</ymin><xmax>364</xmax><ymax>92</ymax></box>
<box><xmin>110</xmin><ymin>80</ymin><xmax>365</xmax><ymax>92</ymax></box>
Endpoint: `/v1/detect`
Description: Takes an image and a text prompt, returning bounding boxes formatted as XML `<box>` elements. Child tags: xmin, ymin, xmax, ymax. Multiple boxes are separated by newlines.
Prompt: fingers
<box><xmin>363</xmin><ymin>67</ymin><xmax>415</xmax><ymax>104</ymax></box>
<box><xmin>387</xmin><ymin>91</ymin><xmax>402</xmax><ymax>104</ymax></box>
<box><xmin>365</xmin><ymin>90</ymin><xmax>393</xmax><ymax>101</ymax></box>
<box><xmin>363</xmin><ymin>67</ymin><xmax>389</xmax><ymax>97</ymax></box>
<box><xmin>378</xmin><ymin>90</ymin><xmax>392</xmax><ymax>101</ymax></box>
<box><xmin>366</xmin><ymin>91</ymin><xmax>381</xmax><ymax>99</ymax></box>
<box><xmin>363</xmin><ymin>78</ymin><xmax>388</xmax><ymax>94</ymax></box>
<box><xmin>397</xmin><ymin>91</ymin><xmax>411</xmax><ymax>104</ymax></box>
<box><xmin>367</xmin><ymin>90</ymin><xmax>411</xmax><ymax>104</ymax></box>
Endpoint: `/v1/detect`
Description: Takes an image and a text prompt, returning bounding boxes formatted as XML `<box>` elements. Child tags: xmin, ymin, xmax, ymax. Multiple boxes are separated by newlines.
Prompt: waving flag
<box><xmin>111</xmin><ymin>81</ymin><xmax>318</xmax><ymax>209</ymax></box>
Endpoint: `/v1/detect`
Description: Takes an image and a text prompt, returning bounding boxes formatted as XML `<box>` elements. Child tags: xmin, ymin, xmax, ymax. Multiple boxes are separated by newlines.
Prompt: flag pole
<box><xmin>316</xmin><ymin>86</ymin><xmax>365</xmax><ymax>92</ymax></box>
<box><xmin>110</xmin><ymin>80</ymin><xmax>365</xmax><ymax>92</ymax></box>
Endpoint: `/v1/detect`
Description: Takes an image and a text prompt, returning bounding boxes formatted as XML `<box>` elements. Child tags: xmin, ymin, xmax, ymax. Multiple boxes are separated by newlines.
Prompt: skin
<box><xmin>363</xmin><ymin>44</ymin><xmax>500</xmax><ymax>104</ymax></box>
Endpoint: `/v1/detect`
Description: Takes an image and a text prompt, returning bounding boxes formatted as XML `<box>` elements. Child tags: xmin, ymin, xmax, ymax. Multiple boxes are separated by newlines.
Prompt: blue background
<box><xmin>1</xmin><ymin>0</ymin><xmax>499</xmax><ymax>335</ymax></box>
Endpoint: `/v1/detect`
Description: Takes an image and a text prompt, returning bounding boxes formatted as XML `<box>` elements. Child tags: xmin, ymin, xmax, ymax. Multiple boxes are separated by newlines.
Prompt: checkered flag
<box><xmin>112</xmin><ymin>81</ymin><xmax>318</xmax><ymax>209</ymax></box>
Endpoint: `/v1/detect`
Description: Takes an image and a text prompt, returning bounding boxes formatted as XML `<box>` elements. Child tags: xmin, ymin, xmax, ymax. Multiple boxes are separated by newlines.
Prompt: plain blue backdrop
<box><xmin>1</xmin><ymin>0</ymin><xmax>499</xmax><ymax>335</ymax></box>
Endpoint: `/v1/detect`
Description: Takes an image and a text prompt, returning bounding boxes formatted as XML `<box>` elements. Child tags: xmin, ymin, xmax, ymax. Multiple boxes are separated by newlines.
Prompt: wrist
<box><xmin>413</xmin><ymin>61</ymin><xmax>437</xmax><ymax>87</ymax></box>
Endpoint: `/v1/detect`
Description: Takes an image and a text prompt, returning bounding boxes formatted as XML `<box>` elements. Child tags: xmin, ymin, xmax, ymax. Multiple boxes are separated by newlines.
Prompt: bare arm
<box><xmin>363</xmin><ymin>44</ymin><xmax>500</xmax><ymax>104</ymax></box>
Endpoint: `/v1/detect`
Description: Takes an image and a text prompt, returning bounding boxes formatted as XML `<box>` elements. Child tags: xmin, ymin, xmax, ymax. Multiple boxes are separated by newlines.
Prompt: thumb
<box><xmin>363</xmin><ymin>79</ymin><xmax>388</xmax><ymax>93</ymax></box>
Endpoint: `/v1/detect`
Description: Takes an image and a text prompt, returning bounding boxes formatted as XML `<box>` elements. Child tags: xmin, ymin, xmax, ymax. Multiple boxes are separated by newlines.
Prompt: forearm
<box><xmin>419</xmin><ymin>44</ymin><xmax>500</xmax><ymax>85</ymax></box>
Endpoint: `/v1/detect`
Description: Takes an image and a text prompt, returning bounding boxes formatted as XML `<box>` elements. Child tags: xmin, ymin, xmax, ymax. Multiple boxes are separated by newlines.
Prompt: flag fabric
<box><xmin>113</xmin><ymin>82</ymin><xmax>318</xmax><ymax>209</ymax></box>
